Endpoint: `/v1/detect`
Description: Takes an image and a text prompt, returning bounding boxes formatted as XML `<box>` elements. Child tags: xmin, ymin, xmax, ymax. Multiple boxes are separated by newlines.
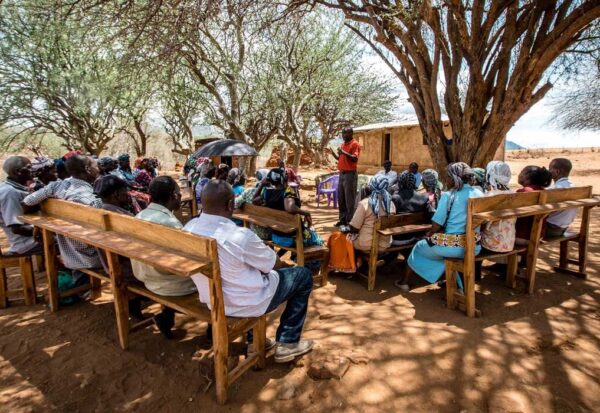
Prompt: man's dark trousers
<box><xmin>338</xmin><ymin>170</ymin><xmax>357</xmax><ymax>225</ymax></box>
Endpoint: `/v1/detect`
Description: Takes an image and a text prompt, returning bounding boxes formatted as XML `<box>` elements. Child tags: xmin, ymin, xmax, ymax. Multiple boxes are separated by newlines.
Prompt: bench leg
<box><xmin>90</xmin><ymin>276</ymin><xmax>102</xmax><ymax>300</ymax></box>
<box><xmin>320</xmin><ymin>252</ymin><xmax>329</xmax><ymax>287</ymax></box>
<box><xmin>578</xmin><ymin>236</ymin><xmax>588</xmax><ymax>275</ymax></box>
<box><xmin>253</xmin><ymin>315</ymin><xmax>267</xmax><ymax>369</ymax></box>
<box><xmin>464</xmin><ymin>266</ymin><xmax>476</xmax><ymax>318</ymax></box>
<box><xmin>559</xmin><ymin>240</ymin><xmax>569</xmax><ymax>269</ymax></box>
<box><xmin>367</xmin><ymin>251</ymin><xmax>378</xmax><ymax>292</ymax></box>
<box><xmin>212</xmin><ymin>320</ymin><xmax>230</xmax><ymax>405</ymax></box>
<box><xmin>445</xmin><ymin>262</ymin><xmax>457</xmax><ymax>309</ymax></box>
<box><xmin>506</xmin><ymin>254</ymin><xmax>518</xmax><ymax>289</ymax></box>
<box><xmin>106</xmin><ymin>251</ymin><xmax>130</xmax><ymax>350</ymax></box>
<box><xmin>42</xmin><ymin>229</ymin><xmax>60</xmax><ymax>312</ymax></box>
<box><xmin>20</xmin><ymin>257</ymin><xmax>36</xmax><ymax>306</ymax></box>
<box><xmin>525</xmin><ymin>215</ymin><xmax>546</xmax><ymax>294</ymax></box>
<box><xmin>0</xmin><ymin>265</ymin><xmax>7</xmax><ymax>309</ymax></box>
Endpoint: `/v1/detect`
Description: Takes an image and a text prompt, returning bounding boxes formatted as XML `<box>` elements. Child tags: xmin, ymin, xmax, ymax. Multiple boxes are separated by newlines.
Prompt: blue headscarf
<box><xmin>369</xmin><ymin>174</ymin><xmax>392</xmax><ymax>216</ymax></box>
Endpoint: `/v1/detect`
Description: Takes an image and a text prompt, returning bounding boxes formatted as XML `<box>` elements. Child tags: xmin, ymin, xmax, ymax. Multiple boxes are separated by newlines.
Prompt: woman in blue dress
<box><xmin>395</xmin><ymin>162</ymin><xmax>483</xmax><ymax>291</ymax></box>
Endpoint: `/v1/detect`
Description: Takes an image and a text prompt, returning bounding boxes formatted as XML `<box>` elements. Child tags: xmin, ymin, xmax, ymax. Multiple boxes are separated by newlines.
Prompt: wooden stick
<box><xmin>464</xmin><ymin>200</ymin><xmax>476</xmax><ymax>317</ymax></box>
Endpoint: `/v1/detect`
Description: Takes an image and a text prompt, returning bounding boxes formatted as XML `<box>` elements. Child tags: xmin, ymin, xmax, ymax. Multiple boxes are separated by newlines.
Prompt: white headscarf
<box><xmin>486</xmin><ymin>161</ymin><xmax>511</xmax><ymax>190</ymax></box>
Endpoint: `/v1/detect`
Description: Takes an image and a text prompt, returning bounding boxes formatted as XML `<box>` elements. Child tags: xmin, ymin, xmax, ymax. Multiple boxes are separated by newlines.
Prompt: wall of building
<box><xmin>355</xmin><ymin>124</ymin><xmax>504</xmax><ymax>174</ymax></box>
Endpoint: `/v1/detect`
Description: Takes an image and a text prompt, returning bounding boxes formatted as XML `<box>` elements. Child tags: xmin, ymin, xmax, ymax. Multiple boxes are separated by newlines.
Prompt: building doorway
<box><xmin>383</xmin><ymin>132</ymin><xmax>391</xmax><ymax>162</ymax></box>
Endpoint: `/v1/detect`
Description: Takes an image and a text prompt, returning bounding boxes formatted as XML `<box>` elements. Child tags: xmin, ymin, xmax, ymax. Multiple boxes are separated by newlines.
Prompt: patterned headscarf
<box><xmin>472</xmin><ymin>168</ymin><xmax>485</xmax><ymax>186</ymax></box>
<box><xmin>486</xmin><ymin>161</ymin><xmax>511</xmax><ymax>190</ymax></box>
<box><xmin>255</xmin><ymin>168</ymin><xmax>269</xmax><ymax>183</ymax></box>
<box><xmin>421</xmin><ymin>169</ymin><xmax>439</xmax><ymax>190</ymax></box>
<box><xmin>397</xmin><ymin>171</ymin><xmax>417</xmax><ymax>190</ymax></box>
<box><xmin>446</xmin><ymin>162</ymin><xmax>474</xmax><ymax>191</ymax></box>
<box><xmin>31</xmin><ymin>156</ymin><xmax>54</xmax><ymax>172</ymax></box>
<box><xmin>227</xmin><ymin>168</ymin><xmax>245</xmax><ymax>186</ymax></box>
<box><xmin>368</xmin><ymin>174</ymin><xmax>392</xmax><ymax>216</ymax></box>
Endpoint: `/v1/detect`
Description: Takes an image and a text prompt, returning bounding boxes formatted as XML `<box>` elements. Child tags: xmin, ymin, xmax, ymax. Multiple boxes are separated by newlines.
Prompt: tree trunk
<box><xmin>292</xmin><ymin>144</ymin><xmax>302</xmax><ymax>170</ymax></box>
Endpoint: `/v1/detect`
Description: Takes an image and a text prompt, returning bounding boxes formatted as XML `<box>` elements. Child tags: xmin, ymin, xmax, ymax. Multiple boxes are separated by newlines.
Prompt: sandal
<box><xmin>394</xmin><ymin>280</ymin><xmax>410</xmax><ymax>291</ymax></box>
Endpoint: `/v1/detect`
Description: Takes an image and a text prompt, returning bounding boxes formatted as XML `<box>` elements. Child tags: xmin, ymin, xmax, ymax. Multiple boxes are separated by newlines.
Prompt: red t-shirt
<box><xmin>337</xmin><ymin>139</ymin><xmax>361</xmax><ymax>172</ymax></box>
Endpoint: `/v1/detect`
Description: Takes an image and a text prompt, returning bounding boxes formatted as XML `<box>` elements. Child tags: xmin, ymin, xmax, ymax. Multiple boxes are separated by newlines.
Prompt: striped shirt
<box><xmin>23</xmin><ymin>178</ymin><xmax>102</xmax><ymax>269</ymax></box>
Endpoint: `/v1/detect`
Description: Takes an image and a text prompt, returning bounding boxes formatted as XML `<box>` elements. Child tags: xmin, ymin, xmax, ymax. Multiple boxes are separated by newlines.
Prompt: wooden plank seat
<box><xmin>357</xmin><ymin>211</ymin><xmax>431</xmax><ymax>291</ymax></box>
<box><xmin>445</xmin><ymin>186</ymin><xmax>599</xmax><ymax>317</ymax></box>
<box><xmin>0</xmin><ymin>245</ymin><xmax>39</xmax><ymax>308</ymax></box>
<box><xmin>233</xmin><ymin>204</ymin><xmax>329</xmax><ymax>287</ymax></box>
<box><xmin>21</xmin><ymin>199</ymin><xmax>266</xmax><ymax>405</ymax></box>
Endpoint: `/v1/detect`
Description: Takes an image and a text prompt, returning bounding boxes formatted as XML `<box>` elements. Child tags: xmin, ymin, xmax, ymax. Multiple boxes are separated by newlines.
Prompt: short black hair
<box><xmin>65</xmin><ymin>154</ymin><xmax>89</xmax><ymax>175</ymax></box>
<box><xmin>551</xmin><ymin>158</ymin><xmax>572</xmax><ymax>175</ymax></box>
<box><xmin>342</xmin><ymin>127</ymin><xmax>353</xmax><ymax>135</ymax></box>
<box><xmin>149</xmin><ymin>176</ymin><xmax>177</xmax><ymax>204</ymax></box>
<box><xmin>95</xmin><ymin>175</ymin><xmax>128</xmax><ymax>199</ymax></box>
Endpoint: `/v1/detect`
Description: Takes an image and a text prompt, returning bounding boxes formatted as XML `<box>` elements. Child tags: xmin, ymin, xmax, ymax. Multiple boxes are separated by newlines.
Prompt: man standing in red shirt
<box><xmin>332</xmin><ymin>127</ymin><xmax>361</xmax><ymax>226</ymax></box>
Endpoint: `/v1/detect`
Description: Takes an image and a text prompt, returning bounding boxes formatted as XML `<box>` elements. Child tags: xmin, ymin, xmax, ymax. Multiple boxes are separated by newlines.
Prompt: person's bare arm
<box><xmin>284</xmin><ymin>197</ymin><xmax>312</xmax><ymax>226</ymax></box>
<box><xmin>425</xmin><ymin>222</ymin><xmax>443</xmax><ymax>237</ymax></box>
<box><xmin>273</xmin><ymin>255</ymin><xmax>292</xmax><ymax>269</ymax></box>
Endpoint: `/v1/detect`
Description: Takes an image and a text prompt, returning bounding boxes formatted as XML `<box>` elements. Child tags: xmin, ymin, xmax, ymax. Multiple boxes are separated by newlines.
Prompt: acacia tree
<box><xmin>300</xmin><ymin>0</ymin><xmax>600</xmax><ymax>171</ymax></box>
<box><xmin>0</xmin><ymin>1</ymin><xmax>133</xmax><ymax>155</ymax></box>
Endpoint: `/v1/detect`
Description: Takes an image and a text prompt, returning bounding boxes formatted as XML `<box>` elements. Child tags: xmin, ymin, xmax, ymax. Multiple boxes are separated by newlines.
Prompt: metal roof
<box><xmin>353</xmin><ymin>116</ymin><xmax>449</xmax><ymax>132</ymax></box>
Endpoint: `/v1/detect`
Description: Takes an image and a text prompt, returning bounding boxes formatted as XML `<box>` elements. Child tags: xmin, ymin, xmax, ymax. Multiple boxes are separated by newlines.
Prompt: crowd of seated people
<box><xmin>328</xmin><ymin>157</ymin><xmax>578</xmax><ymax>291</ymax></box>
<box><xmin>1</xmin><ymin>147</ymin><xmax>579</xmax><ymax>363</ymax></box>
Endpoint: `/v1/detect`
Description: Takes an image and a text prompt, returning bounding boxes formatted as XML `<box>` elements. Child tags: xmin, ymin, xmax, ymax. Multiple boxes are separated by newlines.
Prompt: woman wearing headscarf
<box><xmin>328</xmin><ymin>175</ymin><xmax>397</xmax><ymax>273</ymax></box>
<box><xmin>480</xmin><ymin>161</ymin><xmax>516</xmax><ymax>253</ymax></box>
<box><xmin>347</xmin><ymin>174</ymin><xmax>396</xmax><ymax>252</ymax></box>
<box><xmin>514</xmin><ymin>165</ymin><xmax>553</xmax><ymax>240</ymax></box>
<box><xmin>226</xmin><ymin>168</ymin><xmax>246</xmax><ymax>196</ymax></box>
<box><xmin>253</xmin><ymin>168</ymin><xmax>320</xmax><ymax>247</ymax></box>
<box><xmin>421</xmin><ymin>169</ymin><xmax>442</xmax><ymax>212</ymax></box>
<box><xmin>391</xmin><ymin>171</ymin><xmax>429</xmax><ymax>213</ymax></box>
<box><xmin>30</xmin><ymin>157</ymin><xmax>58</xmax><ymax>191</ymax></box>
<box><xmin>395</xmin><ymin>162</ymin><xmax>483</xmax><ymax>290</ymax></box>
<box><xmin>134</xmin><ymin>158</ymin><xmax>154</xmax><ymax>190</ymax></box>
<box><xmin>97</xmin><ymin>157</ymin><xmax>117</xmax><ymax>176</ymax></box>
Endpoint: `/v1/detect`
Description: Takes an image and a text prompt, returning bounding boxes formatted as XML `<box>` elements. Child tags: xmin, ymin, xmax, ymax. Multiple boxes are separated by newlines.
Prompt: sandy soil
<box><xmin>1</xmin><ymin>154</ymin><xmax>599</xmax><ymax>412</ymax></box>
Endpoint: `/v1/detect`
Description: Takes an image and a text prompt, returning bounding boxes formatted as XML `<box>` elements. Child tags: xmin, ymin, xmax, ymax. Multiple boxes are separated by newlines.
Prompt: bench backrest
<box><xmin>40</xmin><ymin>199</ymin><xmax>218</xmax><ymax>278</ymax></box>
<box><xmin>378</xmin><ymin>211</ymin><xmax>430</xmax><ymax>230</ymax></box>
<box><xmin>236</xmin><ymin>203</ymin><xmax>299</xmax><ymax>233</ymax></box>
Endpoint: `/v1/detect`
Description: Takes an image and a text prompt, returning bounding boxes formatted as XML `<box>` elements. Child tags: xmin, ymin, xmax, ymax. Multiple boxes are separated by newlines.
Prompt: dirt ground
<box><xmin>1</xmin><ymin>152</ymin><xmax>599</xmax><ymax>412</ymax></box>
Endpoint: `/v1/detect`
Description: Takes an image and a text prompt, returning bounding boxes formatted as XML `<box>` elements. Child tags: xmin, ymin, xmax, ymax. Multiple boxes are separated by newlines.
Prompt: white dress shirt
<box><xmin>0</xmin><ymin>181</ymin><xmax>38</xmax><ymax>254</ymax></box>
<box><xmin>546</xmin><ymin>177</ymin><xmax>577</xmax><ymax>228</ymax></box>
<box><xmin>184</xmin><ymin>213</ymin><xmax>279</xmax><ymax>317</ymax></box>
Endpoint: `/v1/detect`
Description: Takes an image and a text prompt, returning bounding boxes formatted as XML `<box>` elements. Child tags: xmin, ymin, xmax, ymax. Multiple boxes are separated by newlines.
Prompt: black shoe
<box><xmin>153</xmin><ymin>312</ymin><xmax>174</xmax><ymax>339</ymax></box>
<box><xmin>129</xmin><ymin>298</ymin><xmax>145</xmax><ymax>322</ymax></box>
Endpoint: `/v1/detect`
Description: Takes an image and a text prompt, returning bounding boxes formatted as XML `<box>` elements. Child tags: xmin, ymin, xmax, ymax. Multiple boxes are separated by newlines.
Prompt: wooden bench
<box><xmin>233</xmin><ymin>203</ymin><xmax>329</xmax><ymax>287</ymax></box>
<box><xmin>446</xmin><ymin>187</ymin><xmax>599</xmax><ymax>317</ymax></box>
<box><xmin>0</xmin><ymin>244</ymin><xmax>40</xmax><ymax>308</ymax></box>
<box><xmin>21</xmin><ymin>199</ymin><xmax>266</xmax><ymax>405</ymax></box>
<box><xmin>357</xmin><ymin>211</ymin><xmax>431</xmax><ymax>291</ymax></box>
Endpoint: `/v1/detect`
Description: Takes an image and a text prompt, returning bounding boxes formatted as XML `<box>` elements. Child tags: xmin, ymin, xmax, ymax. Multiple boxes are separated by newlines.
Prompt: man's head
<box><xmin>549</xmin><ymin>158</ymin><xmax>572</xmax><ymax>181</ymax></box>
<box><xmin>149</xmin><ymin>176</ymin><xmax>181</xmax><ymax>211</ymax></box>
<box><xmin>201</xmin><ymin>179</ymin><xmax>235</xmax><ymax>218</ymax></box>
<box><xmin>54</xmin><ymin>159</ymin><xmax>69</xmax><ymax>180</ymax></box>
<box><xmin>118</xmin><ymin>154</ymin><xmax>130</xmax><ymax>170</ymax></box>
<box><xmin>409</xmin><ymin>162</ymin><xmax>419</xmax><ymax>174</ymax></box>
<box><xmin>341</xmin><ymin>127</ymin><xmax>353</xmax><ymax>142</ymax></box>
<box><xmin>3</xmin><ymin>156</ymin><xmax>32</xmax><ymax>184</ymax></box>
<box><xmin>383</xmin><ymin>160</ymin><xmax>392</xmax><ymax>173</ymax></box>
<box><xmin>66</xmin><ymin>155</ymin><xmax>99</xmax><ymax>183</ymax></box>
<box><xmin>95</xmin><ymin>175</ymin><xmax>130</xmax><ymax>209</ymax></box>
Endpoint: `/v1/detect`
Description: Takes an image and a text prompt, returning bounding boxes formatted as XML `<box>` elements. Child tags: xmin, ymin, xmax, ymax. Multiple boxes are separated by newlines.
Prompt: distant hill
<box><xmin>506</xmin><ymin>140</ymin><xmax>525</xmax><ymax>150</ymax></box>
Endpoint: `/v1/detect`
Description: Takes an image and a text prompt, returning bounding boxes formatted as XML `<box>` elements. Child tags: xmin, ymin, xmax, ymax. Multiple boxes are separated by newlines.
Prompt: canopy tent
<box><xmin>192</xmin><ymin>139</ymin><xmax>258</xmax><ymax>158</ymax></box>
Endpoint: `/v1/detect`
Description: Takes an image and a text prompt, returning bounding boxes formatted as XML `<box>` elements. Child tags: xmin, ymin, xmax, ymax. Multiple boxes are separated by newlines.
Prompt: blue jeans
<box><xmin>267</xmin><ymin>266</ymin><xmax>313</xmax><ymax>343</ymax></box>
<box><xmin>210</xmin><ymin>266</ymin><xmax>312</xmax><ymax>345</ymax></box>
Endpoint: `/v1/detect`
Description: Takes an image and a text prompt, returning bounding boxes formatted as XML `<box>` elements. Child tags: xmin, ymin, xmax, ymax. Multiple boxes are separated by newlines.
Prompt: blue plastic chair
<box><xmin>316</xmin><ymin>174</ymin><xmax>339</xmax><ymax>208</ymax></box>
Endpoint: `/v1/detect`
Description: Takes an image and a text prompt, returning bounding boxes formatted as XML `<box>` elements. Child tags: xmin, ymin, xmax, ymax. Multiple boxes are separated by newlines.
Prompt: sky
<box><xmin>365</xmin><ymin>56</ymin><xmax>599</xmax><ymax>149</ymax></box>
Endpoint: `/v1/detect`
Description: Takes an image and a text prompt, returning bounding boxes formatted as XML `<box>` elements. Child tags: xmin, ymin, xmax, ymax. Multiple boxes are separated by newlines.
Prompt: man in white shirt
<box><xmin>375</xmin><ymin>160</ymin><xmax>398</xmax><ymax>190</ymax></box>
<box><xmin>546</xmin><ymin>158</ymin><xmax>576</xmax><ymax>238</ymax></box>
<box><xmin>185</xmin><ymin>180</ymin><xmax>314</xmax><ymax>363</ymax></box>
